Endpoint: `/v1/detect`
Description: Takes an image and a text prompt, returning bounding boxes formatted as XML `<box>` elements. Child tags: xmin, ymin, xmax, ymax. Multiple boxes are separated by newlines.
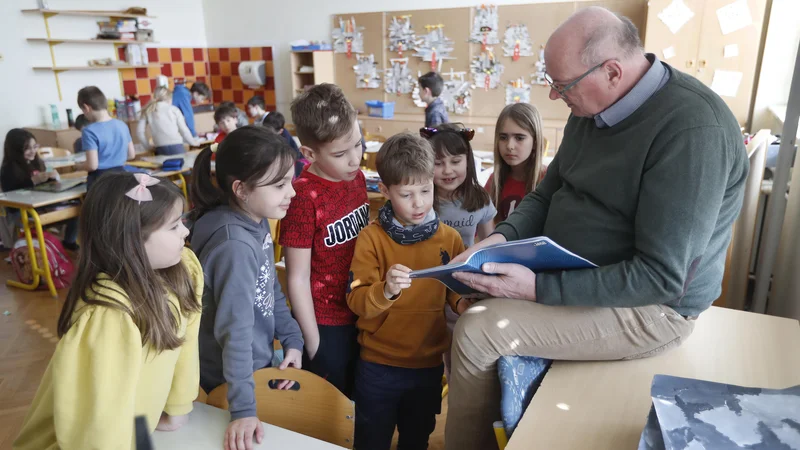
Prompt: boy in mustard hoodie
<box><xmin>347</xmin><ymin>132</ymin><xmax>466</xmax><ymax>450</ymax></box>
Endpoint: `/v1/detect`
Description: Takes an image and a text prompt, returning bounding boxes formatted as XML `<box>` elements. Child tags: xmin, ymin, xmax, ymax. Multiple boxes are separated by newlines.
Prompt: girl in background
<box><xmin>137</xmin><ymin>86</ymin><xmax>201</xmax><ymax>155</ymax></box>
<box><xmin>0</xmin><ymin>128</ymin><xmax>79</xmax><ymax>250</ymax></box>
<box><xmin>484</xmin><ymin>103</ymin><xmax>545</xmax><ymax>223</ymax></box>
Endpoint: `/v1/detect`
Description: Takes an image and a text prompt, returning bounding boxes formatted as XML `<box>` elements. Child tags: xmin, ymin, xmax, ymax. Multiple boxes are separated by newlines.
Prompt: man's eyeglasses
<box><xmin>544</xmin><ymin>60</ymin><xmax>607</xmax><ymax>99</ymax></box>
<box><xmin>419</xmin><ymin>127</ymin><xmax>475</xmax><ymax>142</ymax></box>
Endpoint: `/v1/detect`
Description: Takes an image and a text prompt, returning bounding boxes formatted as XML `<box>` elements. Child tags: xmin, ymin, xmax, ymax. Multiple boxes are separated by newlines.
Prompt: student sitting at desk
<box><xmin>72</xmin><ymin>114</ymin><xmax>88</xmax><ymax>153</ymax></box>
<box><xmin>0</xmin><ymin>129</ymin><xmax>79</xmax><ymax>250</ymax></box>
<box><xmin>75</xmin><ymin>86</ymin><xmax>136</xmax><ymax>190</ymax></box>
<box><xmin>137</xmin><ymin>87</ymin><xmax>202</xmax><ymax>155</ymax></box>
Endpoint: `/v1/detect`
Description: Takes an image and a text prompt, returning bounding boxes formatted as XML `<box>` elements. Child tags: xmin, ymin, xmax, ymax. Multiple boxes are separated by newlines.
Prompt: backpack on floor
<box><xmin>11</xmin><ymin>230</ymin><xmax>75</xmax><ymax>290</ymax></box>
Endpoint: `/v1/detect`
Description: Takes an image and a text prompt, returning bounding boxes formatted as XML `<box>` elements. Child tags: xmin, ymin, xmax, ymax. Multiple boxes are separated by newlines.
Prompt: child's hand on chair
<box><xmin>276</xmin><ymin>347</ymin><xmax>302</xmax><ymax>390</ymax></box>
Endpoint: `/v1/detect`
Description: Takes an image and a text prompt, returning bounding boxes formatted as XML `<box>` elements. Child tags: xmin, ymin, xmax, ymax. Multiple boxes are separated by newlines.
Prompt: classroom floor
<box><xmin>0</xmin><ymin>251</ymin><xmax>447</xmax><ymax>450</ymax></box>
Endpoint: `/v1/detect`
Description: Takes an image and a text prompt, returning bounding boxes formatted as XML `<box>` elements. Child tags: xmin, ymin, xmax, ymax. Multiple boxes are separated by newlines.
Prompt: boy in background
<box><xmin>75</xmin><ymin>86</ymin><xmax>135</xmax><ymax>190</ymax></box>
<box><xmin>418</xmin><ymin>71</ymin><xmax>448</xmax><ymax>127</ymax></box>
<box><xmin>218</xmin><ymin>101</ymin><xmax>249</xmax><ymax>128</ymax></box>
<box><xmin>262</xmin><ymin>111</ymin><xmax>305</xmax><ymax>177</ymax></box>
<box><xmin>173</xmin><ymin>81</ymin><xmax>211</xmax><ymax>136</ymax></box>
<box><xmin>347</xmin><ymin>132</ymin><xmax>465</xmax><ymax>449</ymax></box>
<box><xmin>213</xmin><ymin>104</ymin><xmax>239</xmax><ymax>143</ymax></box>
<box><xmin>72</xmin><ymin>114</ymin><xmax>88</xmax><ymax>153</ymax></box>
<box><xmin>280</xmin><ymin>84</ymin><xmax>368</xmax><ymax>396</ymax></box>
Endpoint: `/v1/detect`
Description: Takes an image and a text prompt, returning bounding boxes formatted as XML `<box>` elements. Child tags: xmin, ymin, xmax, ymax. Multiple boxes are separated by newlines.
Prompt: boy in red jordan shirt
<box><xmin>280</xmin><ymin>84</ymin><xmax>368</xmax><ymax>396</ymax></box>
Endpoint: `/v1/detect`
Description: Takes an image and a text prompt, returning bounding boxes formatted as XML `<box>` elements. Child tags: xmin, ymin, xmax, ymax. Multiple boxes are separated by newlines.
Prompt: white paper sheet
<box><xmin>662</xmin><ymin>46</ymin><xmax>677</xmax><ymax>61</ymax></box>
<box><xmin>717</xmin><ymin>0</ymin><xmax>753</xmax><ymax>35</ymax></box>
<box><xmin>658</xmin><ymin>0</ymin><xmax>696</xmax><ymax>34</ymax></box>
<box><xmin>710</xmin><ymin>70</ymin><xmax>743</xmax><ymax>97</ymax></box>
<box><xmin>724</xmin><ymin>44</ymin><xmax>740</xmax><ymax>58</ymax></box>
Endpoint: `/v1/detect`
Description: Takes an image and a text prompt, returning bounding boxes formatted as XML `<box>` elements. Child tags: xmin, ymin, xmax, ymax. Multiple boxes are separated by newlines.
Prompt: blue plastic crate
<box><xmin>366</xmin><ymin>101</ymin><xmax>395</xmax><ymax>119</ymax></box>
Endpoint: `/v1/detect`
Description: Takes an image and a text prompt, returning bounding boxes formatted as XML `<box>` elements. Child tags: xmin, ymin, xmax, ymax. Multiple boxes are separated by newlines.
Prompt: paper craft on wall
<box><xmin>505</xmin><ymin>78</ymin><xmax>531</xmax><ymax>105</ymax></box>
<box><xmin>441</xmin><ymin>69</ymin><xmax>471</xmax><ymax>115</ymax></box>
<box><xmin>710</xmin><ymin>69</ymin><xmax>743</xmax><ymax>97</ymax></box>
<box><xmin>414</xmin><ymin>25</ymin><xmax>456</xmax><ymax>72</ymax></box>
<box><xmin>471</xmin><ymin>48</ymin><xmax>504</xmax><ymax>90</ymax></box>
<box><xmin>662</xmin><ymin>46</ymin><xmax>676</xmax><ymax>61</ymax></box>
<box><xmin>412</xmin><ymin>72</ymin><xmax>427</xmax><ymax>108</ymax></box>
<box><xmin>354</xmin><ymin>54</ymin><xmax>381</xmax><ymax>89</ymax></box>
<box><xmin>333</xmin><ymin>16</ymin><xmax>364</xmax><ymax>58</ymax></box>
<box><xmin>503</xmin><ymin>24</ymin><xmax>533</xmax><ymax>61</ymax></box>
<box><xmin>724</xmin><ymin>44</ymin><xmax>739</xmax><ymax>58</ymax></box>
<box><xmin>385</xmin><ymin>58</ymin><xmax>415</xmax><ymax>95</ymax></box>
<box><xmin>388</xmin><ymin>15</ymin><xmax>418</xmax><ymax>56</ymax></box>
<box><xmin>470</xmin><ymin>5</ymin><xmax>500</xmax><ymax>50</ymax></box>
<box><xmin>716</xmin><ymin>0</ymin><xmax>753</xmax><ymax>35</ymax></box>
<box><xmin>658</xmin><ymin>0</ymin><xmax>695</xmax><ymax>34</ymax></box>
<box><xmin>532</xmin><ymin>45</ymin><xmax>547</xmax><ymax>86</ymax></box>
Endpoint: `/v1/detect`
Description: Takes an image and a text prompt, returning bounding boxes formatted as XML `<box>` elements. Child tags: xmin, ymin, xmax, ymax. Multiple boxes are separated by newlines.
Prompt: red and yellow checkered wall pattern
<box><xmin>118</xmin><ymin>46</ymin><xmax>275</xmax><ymax>112</ymax></box>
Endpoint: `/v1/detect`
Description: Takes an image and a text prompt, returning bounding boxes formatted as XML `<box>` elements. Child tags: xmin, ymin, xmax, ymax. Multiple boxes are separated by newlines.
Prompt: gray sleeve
<box><xmin>481</xmin><ymin>201</ymin><xmax>497</xmax><ymax>224</ymax></box>
<box><xmin>494</xmin><ymin>152</ymin><xmax>562</xmax><ymax>240</ymax></box>
<box><xmin>271</xmin><ymin>263</ymin><xmax>304</xmax><ymax>353</ymax></box>
<box><xmin>536</xmin><ymin>126</ymin><xmax>735</xmax><ymax>307</ymax></box>
<box><xmin>207</xmin><ymin>240</ymin><xmax>259</xmax><ymax>421</ymax></box>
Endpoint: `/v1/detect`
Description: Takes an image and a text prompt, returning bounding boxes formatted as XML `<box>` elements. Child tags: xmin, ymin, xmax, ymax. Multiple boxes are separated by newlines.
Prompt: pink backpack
<box><xmin>11</xmin><ymin>231</ymin><xmax>75</xmax><ymax>290</ymax></box>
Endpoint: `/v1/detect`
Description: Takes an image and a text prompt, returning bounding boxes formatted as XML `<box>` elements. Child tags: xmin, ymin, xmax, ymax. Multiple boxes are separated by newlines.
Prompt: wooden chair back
<box><xmin>206</xmin><ymin>368</ymin><xmax>355</xmax><ymax>448</ymax></box>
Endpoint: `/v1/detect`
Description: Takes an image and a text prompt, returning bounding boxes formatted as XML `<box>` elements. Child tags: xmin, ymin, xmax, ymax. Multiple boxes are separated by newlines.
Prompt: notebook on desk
<box><xmin>32</xmin><ymin>178</ymin><xmax>86</xmax><ymax>193</ymax></box>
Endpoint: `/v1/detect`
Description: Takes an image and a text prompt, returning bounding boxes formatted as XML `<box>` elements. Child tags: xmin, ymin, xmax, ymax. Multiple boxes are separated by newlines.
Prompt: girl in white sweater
<box><xmin>137</xmin><ymin>87</ymin><xmax>201</xmax><ymax>155</ymax></box>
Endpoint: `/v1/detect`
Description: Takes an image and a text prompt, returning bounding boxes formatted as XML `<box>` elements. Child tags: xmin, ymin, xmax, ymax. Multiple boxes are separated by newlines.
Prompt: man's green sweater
<box><xmin>495</xmin><ymin>65</ymin><xmax>749</xmax><ymax>317</ymax></box>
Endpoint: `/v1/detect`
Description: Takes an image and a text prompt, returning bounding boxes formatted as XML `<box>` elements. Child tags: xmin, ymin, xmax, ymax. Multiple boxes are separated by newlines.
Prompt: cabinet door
<box><xmin>644</xmin><ymin>0</ymin><xmax>706</xmax><ymax>75</ymax></box>
<box><xmin>695</xmin><ymin>0</ymin><xmax>767</xmax><ymax>126</ymax></box>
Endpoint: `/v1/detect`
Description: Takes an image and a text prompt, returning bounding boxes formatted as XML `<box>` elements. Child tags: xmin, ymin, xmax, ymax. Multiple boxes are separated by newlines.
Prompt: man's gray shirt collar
<box><xmin>594</xmin><ymin>53</ymin><xmax>670</xmax><ymax>128</ymax></box>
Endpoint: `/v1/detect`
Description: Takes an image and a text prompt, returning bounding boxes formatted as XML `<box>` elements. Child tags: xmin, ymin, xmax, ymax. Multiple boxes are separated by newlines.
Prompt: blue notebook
<box><xmin>409</xmin><ymin>236</ymin><xmax>597</xmax><ymax>295</ymax></box>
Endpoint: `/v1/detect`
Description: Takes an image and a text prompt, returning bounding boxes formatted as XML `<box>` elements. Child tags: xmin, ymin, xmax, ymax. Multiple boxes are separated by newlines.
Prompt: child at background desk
<box><xmin>419</xmin><ymin>71</ymin><xmax>448</xmax><ymax>128</ymax></box>
<box><xmin>347</xmin><ymin>132</ymin><xmax>466</xmax><ymax>450</ymax></box>
<box><xmin>191</xmin><ymin>127</ymin><xmax>303</xmax><ymax>450</ymax></box>
<box><xmin>75</xmin><ymin>86</ymin><xmax>135</xmax><ymax>190</ymax></box>
<box><xmin>0</xmin><ymin>128</ymin><xmax>79</xmax><ymax>250</ymax></box>
<box><xmin>281</xmin><ymin>84</ymin><xmax>368</xmax><ymax>397</ymax></box>
<box><xmin>72</xmin><ymin>114</ymin><xmax>88</xmax><ymax>153</ymax></box>
<box><xmin>214</xmin><ymin>104</ymin><xmax>240</xmax><ymax>144</ymax></box>
<box><xmin>137</xmin><ymin>87</ymin><xmax>202</xmax><ymax>155</ymax></box>
<box><xmin>262</xmin><ymin>111</ymin><xmax>306</xmax><ymax>177</ymax></box>
<box><xmin>484</xmin><ymin>103</ymin><xmax>546</xmax><ymax>223</ymax></box>
<box><xmin>14</xmin><ymin>172</ymin><xmax>203</xmax><ymax>450</ymax></box>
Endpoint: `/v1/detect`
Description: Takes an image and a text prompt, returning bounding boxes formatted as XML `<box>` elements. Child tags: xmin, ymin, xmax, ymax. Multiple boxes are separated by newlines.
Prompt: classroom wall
<box><xmin>0</xmin><ymin>0</ymin><xmax>208</xmax><ymax>144</ymax></box>
<box><xmin>750</xmin><ymin>0</ymin><xmax>800</xmax><ymax>133</ymax></box>
<box><xmin>201</xmin><ymin>0</ymin><xmax>598</xmax><ymax>122</ymax></box>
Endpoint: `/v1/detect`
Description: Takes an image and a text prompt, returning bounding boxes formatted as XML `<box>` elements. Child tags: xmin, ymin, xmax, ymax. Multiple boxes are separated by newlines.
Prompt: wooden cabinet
<box><xmin>24</xmin><ymin>126</ymin><xmax>81</xmax><ymax>150</ymax></box>
<box><xmin>644</xmin><ymin>0</ymin><xmax>768</xmax><ymax>127</ymax></box>
<box><xmin>290</xmin><ymin>51</ymin><xmax>335</xmax><ymax>99</ymax></box>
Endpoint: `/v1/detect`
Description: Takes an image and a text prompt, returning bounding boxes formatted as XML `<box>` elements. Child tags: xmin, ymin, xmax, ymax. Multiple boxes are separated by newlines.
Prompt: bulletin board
<box><xmin>332</xmin><ymin>0</ymin><xmax>648</xmax><ymax>121</ymax></box>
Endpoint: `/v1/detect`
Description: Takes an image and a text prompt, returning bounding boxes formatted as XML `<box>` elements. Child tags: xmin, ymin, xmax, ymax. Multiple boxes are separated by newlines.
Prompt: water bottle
<box><xmin>66</xmin><ymin>108</ymin><xmax>74</xmax><ymax>127</ymax></box>
<box><xmin>50</xmin><ymin>104</ymin><xmax>61</xmax><ymax>128</ymax></box>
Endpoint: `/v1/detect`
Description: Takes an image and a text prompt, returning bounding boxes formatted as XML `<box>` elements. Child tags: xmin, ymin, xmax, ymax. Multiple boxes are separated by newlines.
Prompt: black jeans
<box><xmin>353</xmin><ymin>360</ymin><xmax>443</xmax><ymax>450</ymax></box>
<box><xmin>302</xmin><ymin>324</ymin><xmax>359</xmax><ymax>397</ymax></box>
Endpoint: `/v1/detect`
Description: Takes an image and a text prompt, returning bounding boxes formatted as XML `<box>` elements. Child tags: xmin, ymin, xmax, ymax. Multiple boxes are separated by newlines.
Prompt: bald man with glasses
<box><xmin>444</xmin><ymin>6</ymin><xmax>749</xmax><ymax>449</ymax></box>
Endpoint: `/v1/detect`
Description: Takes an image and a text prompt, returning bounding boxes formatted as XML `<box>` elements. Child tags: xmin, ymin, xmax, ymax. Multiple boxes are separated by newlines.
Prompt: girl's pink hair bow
<box><xmin>125</xmin><ymin>173</ymin><xmax>160</xmax><ymax>204</ymax></box>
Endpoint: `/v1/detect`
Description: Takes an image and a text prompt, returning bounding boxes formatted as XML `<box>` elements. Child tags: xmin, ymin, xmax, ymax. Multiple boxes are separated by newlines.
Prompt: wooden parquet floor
<box><xmin>0</xmin><ymin>251</ymin><xmax>447</xmax><ymax>450</ymax></box>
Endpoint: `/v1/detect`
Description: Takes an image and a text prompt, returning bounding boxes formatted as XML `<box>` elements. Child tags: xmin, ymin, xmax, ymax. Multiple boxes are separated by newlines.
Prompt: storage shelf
<box><xmin>27</xmin><ymin>38</ymin><xmax>157</xmax><ymax>45</ymax></box>
<box><xmin>33</xmin><ymin>64</ymin><xmax>162</xmax><ymax>72</ymax></box>
<box><xmin>22</xmin><ymin>9</ymin><xmax>155</xmax><ymax>19</ymax></box>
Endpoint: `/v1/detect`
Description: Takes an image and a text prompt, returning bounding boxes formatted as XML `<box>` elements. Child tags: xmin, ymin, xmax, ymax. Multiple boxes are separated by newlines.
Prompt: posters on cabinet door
<box><xmin>716</xmin><ymin>0</ymin><xmax>753</xmax><ymax>35</ymax></box>
<box><xmin>710</xmin><ymin>70</ymin><xmax>743</xmax><ymax>97</ymax></box>
<box><xmin>658</xmin><ymin>0</ymin><xmax>695</xmax><ymax>34</ymax></box>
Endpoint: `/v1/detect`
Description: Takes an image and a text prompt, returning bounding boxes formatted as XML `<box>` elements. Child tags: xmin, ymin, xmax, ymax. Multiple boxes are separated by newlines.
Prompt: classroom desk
<box><xmin>506</xmin><ymin>306</ymin><xmax>800</xmax><ymax>449</ymax></box>
<box><xmin>151</xmin><ymin>402</ymin><xmax>345</xmax><ymax>449</ymax></box>
<box><xmin>0</xmin><ymin>173</ymin><xmax>86</xmax><ymax>297</ymax></box>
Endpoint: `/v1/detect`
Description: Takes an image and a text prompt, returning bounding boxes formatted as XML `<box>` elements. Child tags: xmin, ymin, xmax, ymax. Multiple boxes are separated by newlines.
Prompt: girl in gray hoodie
<box><xmin>191</xmin><ymin>126</ymin><xmax>303</xmax><ymax>450</ymax></box>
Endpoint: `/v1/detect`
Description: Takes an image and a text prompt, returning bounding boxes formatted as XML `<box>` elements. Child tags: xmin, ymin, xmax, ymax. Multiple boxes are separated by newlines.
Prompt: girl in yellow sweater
<box><xmin>14</xmin><ymin>172</ymin><xmax>203</xmax><ymax>450</ymax></box>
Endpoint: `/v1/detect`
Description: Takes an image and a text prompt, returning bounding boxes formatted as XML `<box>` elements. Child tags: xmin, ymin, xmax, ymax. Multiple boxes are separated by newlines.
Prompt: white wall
<box><xmin>0</xmin><ymin>0</ymin><xmax>208</xmax><ymax>142</ymax></box>
<box><xmin>751</xmin><ymin>0</ymin><xmax>800</xmax><ymax>132</ymax></box>
<box><xmin>201</xmin><ymin>0</ymin><xmax>573</xmax><ymax>119</ymax></box>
